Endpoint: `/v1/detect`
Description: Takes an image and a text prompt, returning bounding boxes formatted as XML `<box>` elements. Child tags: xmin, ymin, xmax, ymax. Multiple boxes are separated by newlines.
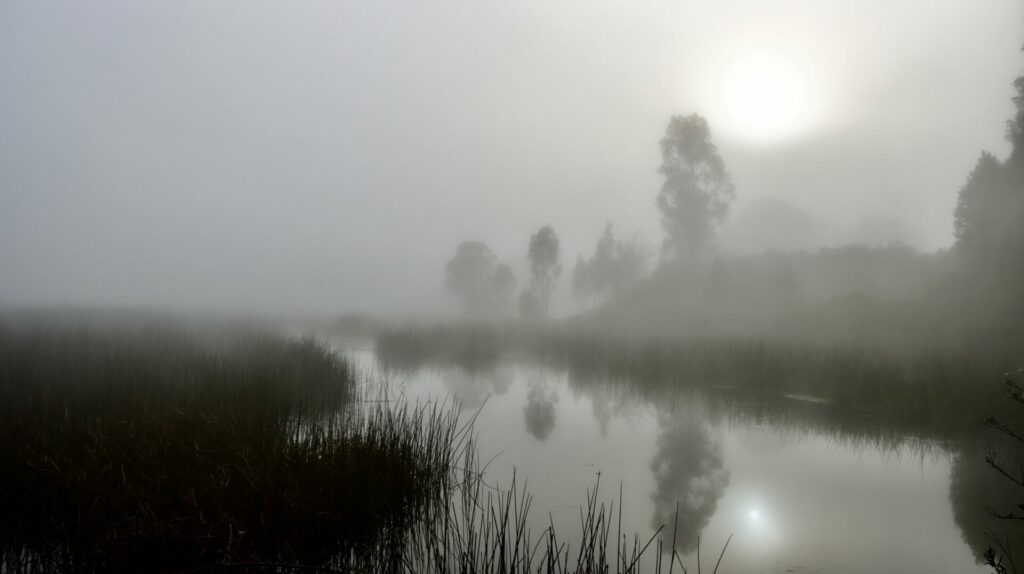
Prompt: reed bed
<box><xmin>0</xmin><ymin>326</ymin><xmax>458</xmax><ymax>573</ymax></box>
<box><xmin>352</xmin><ymin>429</ymin><xmax>730</xmax><ymax>574</ymax></box>
<box><xmin>1</xmin><ymin>323</ymin><xmax>726</xmax><ymax>573</ymax></box>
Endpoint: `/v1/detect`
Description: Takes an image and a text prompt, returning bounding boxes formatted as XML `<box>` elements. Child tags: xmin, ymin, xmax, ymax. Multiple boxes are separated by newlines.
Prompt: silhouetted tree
<box><xmin>445</xmin><ymin>242</ymin><xmax>520</xmax><ymax>316</ymax></box>
<box><xmin>445</xmin><ymin>241</ymin><xmax>497</xmax><ymax>315</ymax></box>
<box><xmin>657</xmin><ymin>114</ymin><xmax>735</xmax><ymax>262</ymax></box>
<box><xmin>952</xmin><ymin>72</ymin><xmax>1024</xmax><ymax>311</ymax></box>
<box><xmin>527</xmin><ymin>225</ymin><xmax>562</xmax><ymax>318</ymax></box>
<box><xmin>954</xmin><ymin>152</ymin><xmax>1009</xmax><ymax>269</ymax></box>
<box><xmin>572</xmin><ymin>222</ymin><xmax>647</xmax><ymax>303</ymax></box>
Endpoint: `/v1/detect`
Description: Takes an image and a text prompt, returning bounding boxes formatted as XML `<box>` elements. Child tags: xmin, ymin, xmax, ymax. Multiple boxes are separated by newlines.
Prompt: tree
<box><xmin>445</xmin><ymin>241</ymin><xmax>497</xmax><ymax>315</ymax></box>
<box><xmin>572</xmin><ymin>222</ymin><xmax>648</xmax><ymax>303</ymax></box>
<box><xmin>1006</xmin><ymin>74</ymin><xmax>1024</xmax><ymax>165</ymax></box>
<box><xmin>952</xmin><ymin>73</ymin><xmax>1024</xmax><ymax>308</ymax></box>
<box><xmin>526</xmin><ymin>225</ymin><xmax>562</xmax><ymax>318</ymax></box>
<box><xmin>954</xmin><ymin>151</ymin><xmax>1007</xmax><ymax>267</ymax></box>
<box><xmin>657</xmin><ymin>114</ymin><xmax>735</xmax><ymax>262</ymax></box>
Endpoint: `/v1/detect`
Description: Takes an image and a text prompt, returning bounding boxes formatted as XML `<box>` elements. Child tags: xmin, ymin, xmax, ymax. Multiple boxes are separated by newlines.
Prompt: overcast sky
<box><xmin>2</xmin><ymin>1</ymin><xmax>1022</xmax><ymax>315</ymax></box>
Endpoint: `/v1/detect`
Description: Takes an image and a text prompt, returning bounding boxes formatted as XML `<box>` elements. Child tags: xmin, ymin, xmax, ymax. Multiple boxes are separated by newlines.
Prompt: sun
<box><xmin>710</xmin><ymin>50</ymin><xmax>823</xmax><ymax>144</ymax></box>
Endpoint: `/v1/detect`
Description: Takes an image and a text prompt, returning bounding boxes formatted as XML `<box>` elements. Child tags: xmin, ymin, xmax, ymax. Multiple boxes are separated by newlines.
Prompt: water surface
<box><xmin>344</xmin><ymin>346</ymin><xmax>994</xmax><ymax>573</ymax></box>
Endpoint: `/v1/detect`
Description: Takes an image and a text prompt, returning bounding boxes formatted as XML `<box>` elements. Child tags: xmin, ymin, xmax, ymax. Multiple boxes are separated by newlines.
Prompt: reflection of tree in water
<box><xmin>440</xmin><ymin>367</ymin><xmax>513</xmax><ymax>410</ymax></box>
<box><xmin>950</xmin><ymin>450</ymin><xmax>1024</xmax><ymax>565</ymax></box>
<box><xmin>524</xmin><ymin>376</ymin><xmax>558</xmax><ymax>441</ymax></box>
<box><xmin>650</xmin><ymin>415</ymin><xmax>729</xmax><ymax>554</ymax></box>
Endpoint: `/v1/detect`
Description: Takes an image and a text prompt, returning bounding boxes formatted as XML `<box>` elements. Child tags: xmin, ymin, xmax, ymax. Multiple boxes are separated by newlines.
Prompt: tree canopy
<box><xmin>952</xmin><ymin>72</ymin><xmax>1024</xmax><ymax>310</ymax></box>
<box><xmin>444</xmin><ymin>241</ymin><xmax>517</xmax><ymax>316</ymax></box>
<box><xmin>526</xmin><ymin>225</ymin><xmax>562</xmax><ymax>318</ymax></box>
<box><xmin>657</xmin><ymin>114</ymin><xmax>735</xmax><ymax>262</ymax></box>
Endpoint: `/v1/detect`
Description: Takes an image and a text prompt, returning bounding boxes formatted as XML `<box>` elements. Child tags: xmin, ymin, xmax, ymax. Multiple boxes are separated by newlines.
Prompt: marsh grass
<box><xmin>370</xmin><ymin>430</ymin><xmax>731</xmax><ymax>574</ymax></box>
<box><xmin>1</xmin><ymin>323</ymin><xmax>728</xmax><ymax>574</ymax></box>
<box><xmin>0</xmin><ymin>326</ymin><xmax>460</xmax><ymax>572</ymax></box>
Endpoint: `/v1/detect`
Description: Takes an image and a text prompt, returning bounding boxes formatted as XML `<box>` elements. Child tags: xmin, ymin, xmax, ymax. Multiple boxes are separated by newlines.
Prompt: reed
<box><xmin>1</xmin><ymin>324</ymin><xmax>726</xmax><ymax>573</ymax></box>
<box><xmin>0</xmin><ymin>326</ymin><xmax>457</xmax><ymax>572</ymax></box>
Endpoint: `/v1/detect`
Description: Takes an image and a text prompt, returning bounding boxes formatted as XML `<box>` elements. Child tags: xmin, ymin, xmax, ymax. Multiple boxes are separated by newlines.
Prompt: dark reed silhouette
<box><xmin>0</xmin><ymin>326</ymin><xmax>458</xmax><ymax>572</ymax></box>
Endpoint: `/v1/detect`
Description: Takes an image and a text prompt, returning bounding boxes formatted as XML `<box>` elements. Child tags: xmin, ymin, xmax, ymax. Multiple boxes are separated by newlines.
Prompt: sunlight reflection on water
<box><xmin>340</xmin><ymin>345</ymin><xmax>987</xmax><ymax>573</ymax></box>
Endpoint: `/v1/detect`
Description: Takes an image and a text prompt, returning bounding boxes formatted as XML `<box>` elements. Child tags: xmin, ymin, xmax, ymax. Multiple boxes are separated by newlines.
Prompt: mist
<box><xmin>6</xmin><ymin>2</ymin><xmax>1024</xmax><ymax>572</ymax></box>
<box><xmin>2</xmin><ymin>0</ymin><xmax>1022</xmax><ymax>317</ymax></box>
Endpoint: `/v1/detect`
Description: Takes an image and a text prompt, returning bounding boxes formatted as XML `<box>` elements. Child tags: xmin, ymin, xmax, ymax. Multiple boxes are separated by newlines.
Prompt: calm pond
<box><xmin>339</xmin><ymin>343</ymin><xmax>1000</xmax><ymax>573</ymax></box>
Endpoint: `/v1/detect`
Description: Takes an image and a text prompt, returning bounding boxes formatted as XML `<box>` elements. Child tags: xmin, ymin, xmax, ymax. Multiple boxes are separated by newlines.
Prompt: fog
<box><xmin>7</xmin><ymin>4</ymin><xmax>1024</xmax><ymax>571</ymax></box>
<box><xmin>2</xmin><ymin>0</ymin><xmax>1022</xmax><ymax>316</ymax></box>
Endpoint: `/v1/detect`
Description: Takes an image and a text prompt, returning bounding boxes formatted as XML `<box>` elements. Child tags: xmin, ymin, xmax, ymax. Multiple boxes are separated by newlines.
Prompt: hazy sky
<box><xmin>2</xmin><ymin>1</ymin><xmax>1022</xmax><ymax>315</ymax></box>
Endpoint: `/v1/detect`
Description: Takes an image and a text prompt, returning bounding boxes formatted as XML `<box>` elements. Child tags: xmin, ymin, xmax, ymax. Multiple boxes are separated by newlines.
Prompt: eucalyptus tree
<box><xmin>657</xmin><ymin>114</ymin><xmax>735</xmax><ymax>262</ymax></box>
<box><xmin>526</xmin><ymin>225</ymin><xmax>562</xmax><ymax>318</ymax></box>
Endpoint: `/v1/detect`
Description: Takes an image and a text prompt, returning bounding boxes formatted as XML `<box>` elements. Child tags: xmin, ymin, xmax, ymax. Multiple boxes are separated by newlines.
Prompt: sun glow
<box><xmin>706</xmin><ymin>49</ymin><xmax>826</xmax><ymax>144</ymax></box>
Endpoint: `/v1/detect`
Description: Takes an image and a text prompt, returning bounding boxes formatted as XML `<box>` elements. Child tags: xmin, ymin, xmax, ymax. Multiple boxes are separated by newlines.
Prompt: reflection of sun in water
<box><xmin>709</xmin><ymin>49</ymin><xmax>825</xmax><ymax>144</ymax></box>
<box><xmin>733</xmin><ymin>496</ymin><xmax>782</xmax><ymax>550</ymax></box>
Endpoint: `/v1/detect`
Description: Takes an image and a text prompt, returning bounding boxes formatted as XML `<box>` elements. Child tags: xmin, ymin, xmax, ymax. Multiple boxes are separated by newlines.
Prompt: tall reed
<box><xmin>1</xmin><ymin>322</ymin><xmax>729</xmax><ymax>573</ymax></box>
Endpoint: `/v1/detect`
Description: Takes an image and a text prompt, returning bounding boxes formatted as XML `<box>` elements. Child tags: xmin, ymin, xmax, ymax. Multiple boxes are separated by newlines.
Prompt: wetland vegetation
<box><xmin>0</xmin><ymin>319</ymin><xmax>740</xmax><ymax>573</ymax></box>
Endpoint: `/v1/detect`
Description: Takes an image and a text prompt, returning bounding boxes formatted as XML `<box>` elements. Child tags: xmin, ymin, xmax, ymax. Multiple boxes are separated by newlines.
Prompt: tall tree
<box><xmin>952</xmin><ymin>71</ymin><xmax>1024</xmax><ymax>314</ymax></box>
<box><xmin>445</xmin><ymin>241</ymin><xmax>497</xmax><ymax>315</ymax></box>
<box><xmin>657</xmin><ymin>114</ymin><xmax>735</xmax><ymax>262</ymax></box>
<box><xmin>953</xmin><ymin>151</ymin><xmax>1006</xmax><ymax>267</ymax></box>
<box><xmin>527</xmin><ymin>225</ymin><xmax>562</xmax><ymax>318</ymax></box>
<box><xmin>954</xmin><ymin>73</ymin><xmax>1024</xmax><ymax>265</ymax></box>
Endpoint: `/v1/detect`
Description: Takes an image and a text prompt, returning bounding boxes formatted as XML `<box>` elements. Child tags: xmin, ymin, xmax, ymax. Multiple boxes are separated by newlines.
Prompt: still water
<box><xmin>344</xmin><ymin>345</ymin><xmax>993</xmax><ymax>573</ymax></box>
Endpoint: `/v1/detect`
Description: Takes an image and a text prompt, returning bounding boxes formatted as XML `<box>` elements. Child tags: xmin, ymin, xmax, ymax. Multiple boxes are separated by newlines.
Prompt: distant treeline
<box><xmin>428</xmin><ymin>65</ymin><xmax>1024</xmax><ymax>356</ymax></box>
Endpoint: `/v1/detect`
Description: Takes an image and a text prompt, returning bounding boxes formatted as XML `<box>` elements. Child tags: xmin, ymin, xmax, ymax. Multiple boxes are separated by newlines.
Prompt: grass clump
<box><xmin>0</xmin><ymin>325</ymin><xmax>459</xmax><ymax>573</ymax></box>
